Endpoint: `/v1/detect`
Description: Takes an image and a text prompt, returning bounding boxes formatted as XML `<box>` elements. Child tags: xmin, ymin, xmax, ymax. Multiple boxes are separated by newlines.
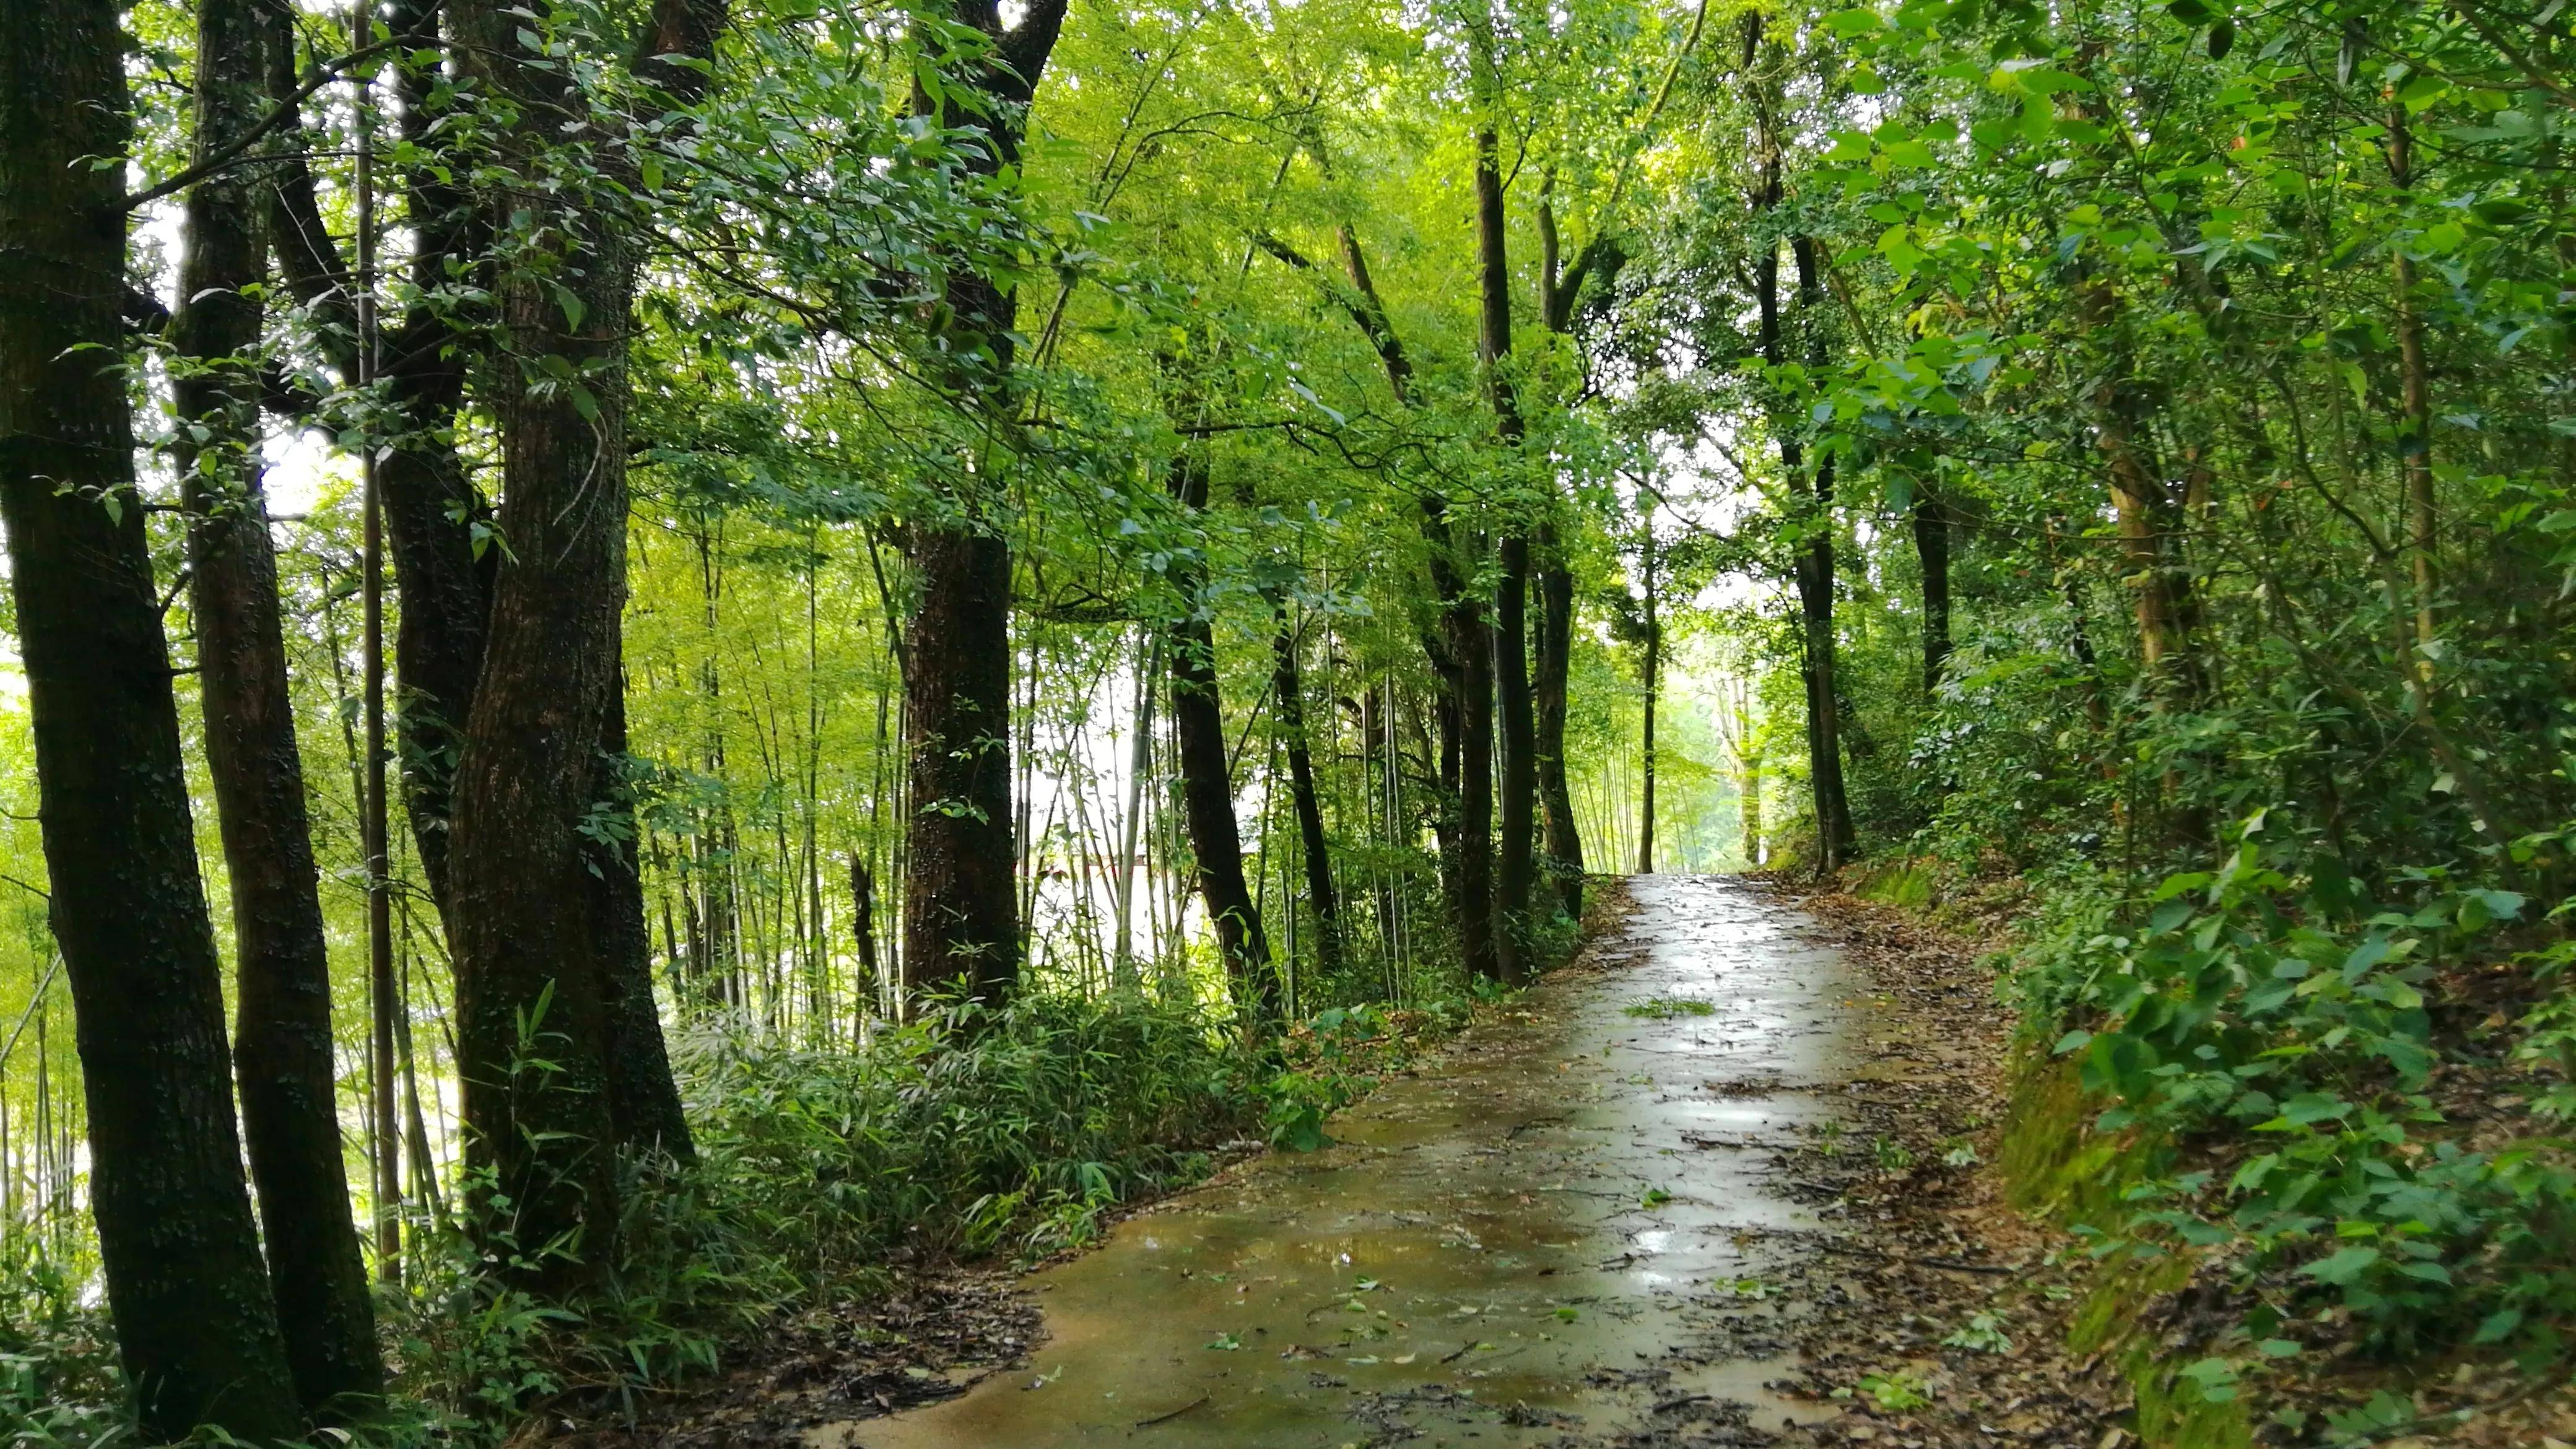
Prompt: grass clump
<box><xmin>1623</xmin><ymin>996</ymin><xmax>1717</xmax><ymax>1019</ymax></box>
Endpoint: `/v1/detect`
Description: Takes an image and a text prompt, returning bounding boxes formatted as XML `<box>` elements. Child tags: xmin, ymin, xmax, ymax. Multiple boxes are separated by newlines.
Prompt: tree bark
<box><xmin>1790</xmin><ymin>240</ymin><xmax>1856</xmax><ymax>868</ymax></box>
<box><xmin>0</xmin><ymin>0</ymin><xmax>300</xmax><ymax>1434</ymax></box>
<box><xmin>1637</xmin><ymin>518</ymin><xmax>1660</xmax><ymax>874</ymax></box>
<box><xmin>1165</xmin><ymin>455</ymin><xmax>1278</xmax><ymax>1024</ymax></box>
<box><xmin>1533</xmin><ymin>198</ymin><xmax>1596</xmax><ymax>918</ymax></box>
<box><xmin>1472</xmin><ymin>77</ymin><xmax>1537</xmax><ymax>983</ymax></box>
<box><xmin>850</xmin><ymin>856</ymin><xmax>880</xmax><ymax>1021</ymax></box>
<box><xmin>1534</xmin><ymin>534</ymin><xmax>1582</xmax><ymax>915</ymax></box>
<box><xmin>593</xmin><ymin>679</ymin><xmax>695</xmax><ymax>1162</ymax></box>
<box><xmin>1912</xmin><ymin>488</ymin><xmax>1951</xmax><ymax>693</ymax></box>
<box><xmin>171</xmin><ymin>0</ymin><xmax>383</xmax><ymax>1412</ymax></box>
<box><xmin>1269</xmin><ymin>603</ymin><xmax>1343</xmax><ymax>986</ymax></box>
<box><xmin>900</xmin><ymin>521</ymin><xmax>1020</xmax><ymax>1004</ymax></box>
<box><xmin>443</xmin><ymin>0</ymin><xmax>724</xmax><ymax>1289</ymax></box>
<box><xmin>1746</xmin><ymin>15</ymin><xmax>1852</xmax><ymax>871</ymax></box>
<box><xmin>899</xmin><ymin>0</ymin><xmax>1068</xmax><ymax>1007</ymax></box>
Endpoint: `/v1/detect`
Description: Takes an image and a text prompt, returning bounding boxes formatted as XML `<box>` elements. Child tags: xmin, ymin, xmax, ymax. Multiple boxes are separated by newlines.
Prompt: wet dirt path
<box><xmin>830</xmin><ymin>876</ymin><xmax>1868</xmax><ymax>1448</ymax></box>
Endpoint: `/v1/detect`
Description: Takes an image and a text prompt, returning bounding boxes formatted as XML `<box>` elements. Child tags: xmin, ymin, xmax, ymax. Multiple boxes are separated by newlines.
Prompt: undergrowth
<box><xmin>0</xmin><ymin>973</ymin><xmax>1523</xmax><ymax>1449</ymax></box>
<box><xmin>1986</xmin><ymin>812</ymin><xmax>2576</xmax><ymax>1432</ymax></box>
<box><xmin>3</xmin><ymin>991</ymin><xmax>1266</xmax><ymax>1447</ymax></box>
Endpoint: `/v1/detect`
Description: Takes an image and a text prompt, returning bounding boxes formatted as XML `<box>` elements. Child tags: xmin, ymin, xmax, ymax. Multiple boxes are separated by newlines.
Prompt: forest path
<box><xmin>829</xmin><ymin>875</ymin><xmax>1879</xmax><ymax>1448</ymax></box>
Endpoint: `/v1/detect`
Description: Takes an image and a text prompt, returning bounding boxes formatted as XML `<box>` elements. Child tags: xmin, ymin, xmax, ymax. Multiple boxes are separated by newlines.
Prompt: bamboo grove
<box><xmin>7</xmin><ymin>0</ymin><xmax>2576</xmax><ymax>1438</ymax></box>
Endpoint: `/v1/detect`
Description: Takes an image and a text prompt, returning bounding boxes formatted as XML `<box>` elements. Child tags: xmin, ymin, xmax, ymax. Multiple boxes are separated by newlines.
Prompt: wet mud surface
<box><xmin>825</xmin><ymin>876</ymin><xmax>1882</xmax><ymax>1448</ymax></box>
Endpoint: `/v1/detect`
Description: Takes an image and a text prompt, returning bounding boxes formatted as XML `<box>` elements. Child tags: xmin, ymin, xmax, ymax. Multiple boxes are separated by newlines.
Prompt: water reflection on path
<box><xmin>829</xmin><ymin>875</ymin><xmax>1856</xmax><ymax>1448</ymax></box>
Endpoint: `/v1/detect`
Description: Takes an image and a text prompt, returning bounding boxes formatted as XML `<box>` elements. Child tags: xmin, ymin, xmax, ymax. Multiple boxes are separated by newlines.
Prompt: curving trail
<box><xmin>826</xmin><ymin>876</ymin><xmax>1882</xmax><ymax>1448</ymax></box>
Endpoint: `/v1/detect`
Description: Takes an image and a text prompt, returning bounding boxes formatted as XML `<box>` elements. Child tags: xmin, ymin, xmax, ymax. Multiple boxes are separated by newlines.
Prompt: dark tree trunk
<box><xmin>1792</xmin><ymin>516</ymin><xmax>1857</xmax><ymax>869</ymax></box>
<box><xmin>378</xmin><ymin>0</ymin><xmax>493</xmax><ymax>912</ymax></box>
<box><xmin>1473</xmin><ymin>93</ymin><xmax>1536</xmax><ymax>983</ymax></box>
<box><xmin>172</xmin><ymin>0</ymin><xmax>382</xmax><ymax>1413</ymax></box>
<box><xmin>0</xmin><ymin>0</ymin><xmax>300</xmax><ymax>1434</ymax></box>
<box><xmin>900</xmin><ymin>521</ymin><xmax>1021</xmax><ymax>1005</ymax></box>
<box><xmin>1751</xmin><ymin>42</ymin><xmax>1858</xmax><ymax>874</ymax></box>
<box><xmin>1448</xmin><ymin>585</ymin><xmax>1499</xmax><ymax>980</ymax></box>
<box><xmin>1638</xmin><ymin>524</ymin><xmax>1660</xmax><ymax>874</ymax></box>
<box><xmin>593</xmin><ymin>679</ymin><xmax>694</xmax><ymax>1162</ymax></box>
<box><xmin>1791</xmin><ymin>238</ymin><xmax>1856</xmax><ymax>865</ymax></box>
<box><xmin>849</xmin><ymin>857</ymin><xmax>879</xmax><ymax>1023</ymax></box>
<box><xmin>898</xmin><ymin>0</ymin><xmax>1067</xmax><ymax>1009</ymax></box>
<box><xmin>1531</xmin><ymin>199</ymin><xmax>1595</xmax><ymax>919</ymax></box>
<box><xmin>1534</xmin><ymin>536</ymin><xmax>1582</xmax><ymax>916</ymax></box>
<box><xmin>1913</xmin><ymin>490</ymin><xmax>1952</xmax><ymax>693</ymax></box>
<box><xmin>1164</xmin><ymin>455</ymin><xmax>1277</xmax><ymax>1024</ymax></box>
<box><xmin>1360</xmin><ymin>685</ymin><xmax>1401</xmax><ymax>951</ymax></box>
<box><xmin>262</xmin><ymin>0</ymin><xmax>493</xmax><ymax>914</ymax></box>
<box><xmin>1289</xmin><ymin>222</ymin><xmax>1495</xmax><ymax>977</ymax></box>
<box><xmin>1492</xmin><ymin>534</ymin><xmax>1537</xmax><ymax>982</ymax></box>
<box><xmin>1269</xmin><ymin>604</ymin><xmax>1344</xmax><ymax>986</ymax></box>
<box><xmin>443</xmin><ymin>0</ymin><xmax>724</xmax><ymax>1289</ymax></box>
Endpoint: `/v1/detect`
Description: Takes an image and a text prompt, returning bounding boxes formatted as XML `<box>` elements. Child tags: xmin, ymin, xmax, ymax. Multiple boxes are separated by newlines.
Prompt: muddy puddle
<box><xmin>825</xmin><ymin>876</ymin><xmax>1860</xmax><ymax>1448</ymax></box>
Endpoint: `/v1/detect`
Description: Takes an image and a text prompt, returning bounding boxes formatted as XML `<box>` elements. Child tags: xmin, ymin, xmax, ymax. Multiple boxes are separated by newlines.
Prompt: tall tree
<box><xmin>899</xmin><ymin>0</ymin><xmax>1069</xmax><ymax>1007</ymax></box>
<box><xmin>0</xmin><ymin>0</ymin><xmax>300</xmax><ymax>1434</ymax></box>
<box><xmin>1258</xmin><ymin>222</ymin><xmax>1497</xmax><ymax>978</ymax></box>
<box><xmin>170</xmin><ymin>0</ymin><xmax>383</xmax><ymax>1411</ymax></box>
<box><xmin>1472</xmin><ymin>20</ymin><xmax>1538</xmax><ymax>983</ymax></box>
<box><xmin>1746</xmin><ymin>13</ymin><xmax>1853</xmax><ymax>868</ymax></box>
<box><xmin>1634</xmin><ymin>494</ymin><xmax>1660</xmax><ymax>873</ymax></box>
<box><xmin>263</xmin><ymin>0</ymin><xmax>495</xmax><ymax>915</ymax></box>
<box><xmin>1164</xmin><ymin>446</ymin><xmax>1279</xmax><ymax>1024</ymax></box>
<box><xmin>1268</xmin><ymin>601</ymin><xmax>1344</xmax><ymax>986</ymax></box>
<box><xmin>442</xmin><ymin>0</ymin><xmax>723</xmax><ymax>1287</ymax></box>
<box><xmin>1536</xmin><ymin>194</ymin><xmax>1609</xmax><ymax>916</ymax></box>
<box><xmin>1911</xmin><ymin>484</ymin><xmax>1951</xmax><ymax>693</ymax></box>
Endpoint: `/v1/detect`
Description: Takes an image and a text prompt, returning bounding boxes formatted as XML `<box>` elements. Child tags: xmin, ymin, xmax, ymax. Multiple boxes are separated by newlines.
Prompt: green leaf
<box><xmin>2299</xmin><ymin>1245</ymin><xmax>2382</xmax><ymax>1286</ymax></box>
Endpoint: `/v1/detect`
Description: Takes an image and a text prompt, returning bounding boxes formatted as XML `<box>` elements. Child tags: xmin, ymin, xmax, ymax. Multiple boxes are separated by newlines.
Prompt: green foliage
<box><xmin>2</xmin><ymin>991</ymin><xmax>1260</xmax><ymax>1449</ymax></box>
<box><xmin>2016</xmin><ymin>816</ymin><xmax>2576</xmax><ymax>1365</ymax></box>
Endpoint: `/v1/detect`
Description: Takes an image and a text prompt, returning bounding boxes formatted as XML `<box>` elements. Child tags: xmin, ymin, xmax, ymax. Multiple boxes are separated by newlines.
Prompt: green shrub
<box><xmin>2024</xmin><ymin>814</ymin><xmax>2576</xmax><ymax>1363</ymax></box>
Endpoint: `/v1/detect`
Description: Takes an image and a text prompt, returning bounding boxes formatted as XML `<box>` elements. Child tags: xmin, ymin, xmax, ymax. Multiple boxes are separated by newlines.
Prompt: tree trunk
<box><xmin>1449</xmin><ymin>586</ymin><xmax>1499</xmax><ymax>980</ymax></box>
<box><xmin>1638</xmin><ymin>531</ymin><xmax>1660</xmax><ymax>874</ymax></box>
<box><xmin>1913</xmin><ymin>489</ymin><xmax>1951</xmax><ymax>694</ymax></box>
<box><xmin>1492</xmin><ymin>534</ymin><xmax>1537</xmax><ymax>981</ymax></box>
<box><xmin>1532</xmin><ymin>198</ymin><xmax>1594</xmax><ymax>919</ymax></box>
<box><xmin>850</xmin><ymin>856</ymin><xmax>880</xmax><ymax>1022</ymax></box>
<box><xmin>1748</xmin><ymin>22</ymin><xmax>1852</xmax><ymax>871</ymax></box>
<box><xmin>593</xmin><ymin>679</ymin><xmax>694</xmax><ymax>1162</ymax></box>
<box><xmin>1762</xmin><ymin>232</ymin><xmax>1856</xmax><ymax>869</ymax></box>
<box><xmin>900</xmin><ymin>520</ymin><xmax>1021</xmax><ymax>1004</ymax></box>
<box><xmin>0</xmin><ymin>0</ymin><xmax>300</xmax><ymax>1434</ymax></box>
<box><xmin>443</xmin><ymin>0</ymin><xmax>725</xmax><ymax>1289</ymax></box>
<box><xmin>261</xmin><ymin>0</ymin><xmax>493</xmax><ymax>915</ymax></box>
<box><xmin>899</xmin><ymin>0</ymin><xmax>1068</xmax><ymax>1009</ymax></box>
<box><xmin>1310</xmin><ymin>222</ymin><xmax>1495</xmax><ymax>980</ymax></box>
<box><xmin>1164</xmin><ymin>455</ymin><xmax>1278</xmax><ymax>1024</ymax></box>
<box><xmin>1473</xmin><ymin>86</ymin><xmax>1536</xmax><ymax>983</ymax></box>
<box><xmin>1739</xmin><ymin>755</ymin><xmax>1764</xmax><ymax>864</ymax></box>
<box><xmin>1269</xmin><ymin>603</ymin><xmax>1343</xmax><ymax>986</ymax></box>
<box><xmin>171</xmin><ymin>0</ymin><xmax>383</xmax><ymax>1413</ymax></box>
<box><xmin>1535</xmin><ymin>534</ymin><xmax>1582</xmax><ymax>915</ymax></box>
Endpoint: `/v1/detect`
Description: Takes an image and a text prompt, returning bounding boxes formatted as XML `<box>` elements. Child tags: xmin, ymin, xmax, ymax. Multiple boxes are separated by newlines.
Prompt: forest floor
<box><xmin>570</xmin><ymin>873</ymin><xmax>2190</xmax><ymax>1449</ymax></box>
